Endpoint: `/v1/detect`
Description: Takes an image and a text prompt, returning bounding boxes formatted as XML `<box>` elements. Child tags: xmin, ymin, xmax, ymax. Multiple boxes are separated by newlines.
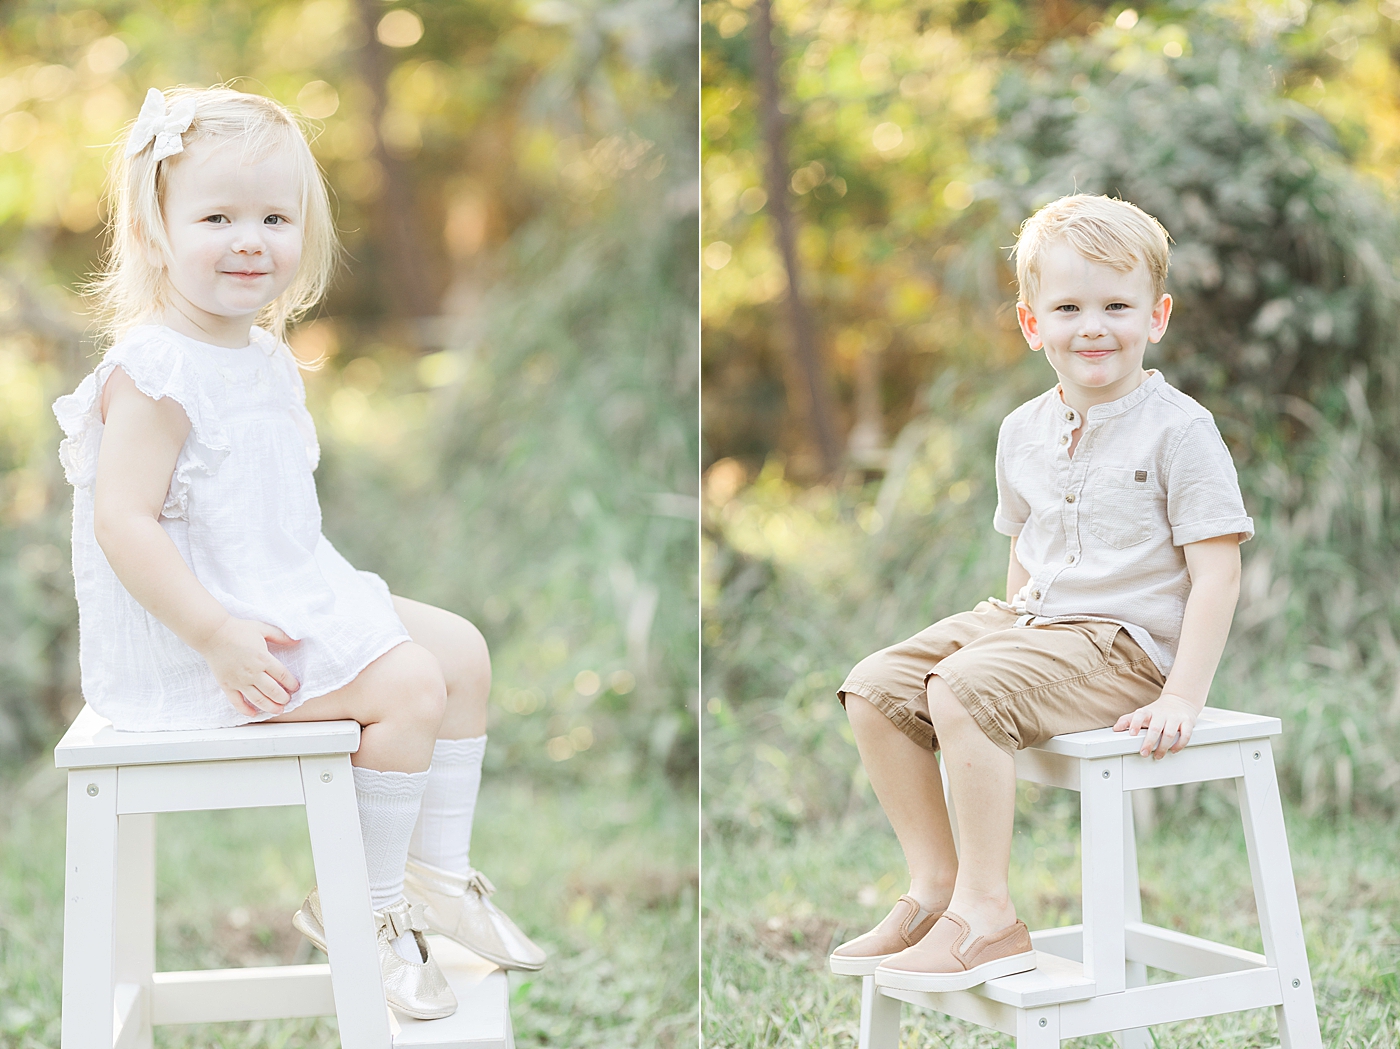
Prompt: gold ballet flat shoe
<box><xmin>404</xmin><ymin>858</ymin><xmax>547</xmax><ymax>971</ymax></box>
<box><xmin>292</xmin><ymin>886</ymin><xmax>458</xmax><ymax>1020</ymax></box>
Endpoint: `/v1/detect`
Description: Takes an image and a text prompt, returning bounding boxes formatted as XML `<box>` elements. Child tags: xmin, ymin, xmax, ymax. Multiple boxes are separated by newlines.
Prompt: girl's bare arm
<box><xmin>92</xmin><ymin>367</ymin><xmax>300</xmax><ymax>713</ymax></box>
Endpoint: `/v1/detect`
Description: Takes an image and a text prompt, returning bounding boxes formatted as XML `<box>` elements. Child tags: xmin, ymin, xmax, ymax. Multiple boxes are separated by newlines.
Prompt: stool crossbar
<box><xmin>854</xmin><ymin>707</ymin><xmax>1321</xmax><ymax>1049</ymax></box>
<box><xmin>55</xmin><ymin>704</ymin><xmax>513</xmax><ymax>1049</ymax></box>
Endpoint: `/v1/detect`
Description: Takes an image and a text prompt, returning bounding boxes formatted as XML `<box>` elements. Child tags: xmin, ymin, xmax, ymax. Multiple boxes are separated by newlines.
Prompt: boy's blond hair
<box><xmin>1013</xmin><ymin>194</ymin><xmax>1171</xmax><ymax>307</ymax></box>
<box><xmin>88</xmin><ymin>85</ymin><xmax>338</xmax><ymax>351</ymax></box>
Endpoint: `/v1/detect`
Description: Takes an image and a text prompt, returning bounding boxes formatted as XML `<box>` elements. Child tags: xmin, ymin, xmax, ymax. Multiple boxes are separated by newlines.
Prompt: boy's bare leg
<box><xmin>845</xmin><ymin>694</ymin><xmax>958</xmax><ymax>910</ymax></box>
<box><xmin>926</xmin><ymin>676</ymin><xmax>1019</xmax><ymax>940</ymax></box>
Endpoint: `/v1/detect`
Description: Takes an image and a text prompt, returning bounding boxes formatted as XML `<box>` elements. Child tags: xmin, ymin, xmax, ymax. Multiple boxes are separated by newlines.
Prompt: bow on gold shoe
<box><xmin>291</xmin><ymin>887</ymin><xmax>458</xmax><ymax>1020</ymax></box>
<box><xmin>404</xmin><ymin>858</ymin><xmax>547</xmax><ymax>971</ymax></box>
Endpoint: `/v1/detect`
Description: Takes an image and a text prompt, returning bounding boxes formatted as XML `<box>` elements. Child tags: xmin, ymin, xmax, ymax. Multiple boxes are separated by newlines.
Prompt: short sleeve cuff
<box><xmin>1172</xmin><ymin>516</ymin><xmax>1255</xmax><ymax>547</ymax></box>
<box><xmin>993</xmin><ymin>511</ymin><xmax>1025</xmax><ymax>538</ymax></box>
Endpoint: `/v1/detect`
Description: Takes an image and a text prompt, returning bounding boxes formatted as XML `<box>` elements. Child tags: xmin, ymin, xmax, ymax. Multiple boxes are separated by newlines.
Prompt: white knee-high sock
<box><xmin>353</xmin><ymin>765</ymin><xmax>429</xmax><ymax>963</ymax></box>
<box><xmin>409</xmin><ymin>736</ymin><xmax>486</xmax><ymax>873</ymax></box>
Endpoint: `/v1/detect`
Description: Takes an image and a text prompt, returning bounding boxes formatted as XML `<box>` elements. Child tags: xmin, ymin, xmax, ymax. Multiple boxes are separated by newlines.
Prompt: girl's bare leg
<box><xmin>267</xmin><ymin>640</ymin><xmax>446</xmax><ymax>773</ymax></box>
<box><xmin>389</xmin><ymin>595</ymin><xmax>491</xmax><ymax>740</ymax></box>
<box><xmin>845</xmin><ymin>693</ymin><xmax>959</xmax><ymax>910</ymax></box>
<box><xmin>926</xmin><ymin>675</ymin><xmax>1018</xmax><ymax>939</ymax></box>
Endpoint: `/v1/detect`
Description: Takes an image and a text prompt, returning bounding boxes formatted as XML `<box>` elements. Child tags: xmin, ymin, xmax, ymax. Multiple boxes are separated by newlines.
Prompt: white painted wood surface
<box><xmin>858</xmin><ymin>974</ymin><xmax>900</xmax><ymax>1049</ymax></box>
<box><xmin>61</xmin><ymin>766</ymin><xmax>118</xmax><ymax>1049</ymax></box>
<box><xmin>1237</xmin><ymin>740</ymin><xmax>1323</xmax><ymax>1049</ymax></box>
<box><xmin>114</xmin><ymin>812</ymin><xmax>155</xmax><ymax>1049</ymax></box>
<box><xmin>1035</xmin><ymin>707</ymin><xmax>1280</xmax><ymax>759</ymax></box>
<box><xmin>54</xmin><ymin>704</ymin><xmax>361</xmax><ymax>768</ymax></box>
<box><xmin>1118</xmin><ymin>797</ymin><xmax>1150</xmax><ymax>1049</ymax></box>
<box><xmin>117</xmin><ymin>755</ymin><xmax>305</xmax><ymax>814</ymax></box>
<box><xmin>390</xmin><ymin>936</ymin><xmax>515</xmax><ymax>1048</ymax></box>
<box><xmin>152</xmin><ymin>964</ymin><xmax>338</xmax><ymax>1024</ymax></box>
<box><xmin>299</xmin><ymin>752</ymin><xmax>395</xmax><ymax>1048</ymax></box>
<box><xmin>1080</xmin><ymin>757</ymin><xmax>1126</xmax><ymax>996</ymax></box>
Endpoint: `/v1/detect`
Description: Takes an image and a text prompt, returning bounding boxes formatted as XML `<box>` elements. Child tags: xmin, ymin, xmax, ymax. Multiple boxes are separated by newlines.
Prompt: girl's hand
<box><xmin>1113</xmin><ymin>694</ymin><xmax>1199</xmax><ymax>760</ymax></box>
<box><xmin>198</xmin><ymin>618</ymin><xmax>302</xmax><ymax>717</ymax></box>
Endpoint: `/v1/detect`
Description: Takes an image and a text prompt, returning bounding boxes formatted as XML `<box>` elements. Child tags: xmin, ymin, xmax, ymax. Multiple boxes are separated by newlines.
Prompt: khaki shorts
<box><xmin>838</xmin><ymin>602</ymin><xmax>1166</xmax><ymax>754</ymax></box>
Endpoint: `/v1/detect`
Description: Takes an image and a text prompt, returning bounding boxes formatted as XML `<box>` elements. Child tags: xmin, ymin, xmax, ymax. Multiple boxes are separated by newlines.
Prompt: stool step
<box><xmin>146</xmin><ymin>938</ymin><xmax>511</xmax><ymax>1047</ymax></box>
<box><xmin>881</xmin><ymin>950</ymin><xmax>1097</xmax><ymax>1011</ymax></box>
<box><xmin>390</xmin><ymin>936</ymin><xmax>513</xmax><ymax>1049</ymax></box>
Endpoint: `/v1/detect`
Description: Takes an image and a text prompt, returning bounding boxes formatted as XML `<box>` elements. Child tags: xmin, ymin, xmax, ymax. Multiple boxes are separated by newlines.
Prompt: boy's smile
<box><xmin>1016</xmin><ymin>240</ymin><xmax>1172</xmax><ymax>416</ymax></box>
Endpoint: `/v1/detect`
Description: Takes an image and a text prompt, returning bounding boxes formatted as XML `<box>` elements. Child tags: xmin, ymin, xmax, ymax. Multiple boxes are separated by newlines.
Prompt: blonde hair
<box><xmin>88</xmin><ymin>85</ymin><xmax>338</xmax><ymax>351</ymax></box>
<box><xmin>1013</xmin><ymin>194</ymin><xmax>1171</xmax><ymax>306</ymax></box>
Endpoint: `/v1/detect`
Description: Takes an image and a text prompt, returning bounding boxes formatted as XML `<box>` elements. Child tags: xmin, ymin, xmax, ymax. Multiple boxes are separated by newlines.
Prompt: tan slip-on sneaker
<box><xmin>292</xmin><ymin>887</ymin><xmax>458</xmax><ymax>1020</ymax></box>
<box><xmin>874</xmin><ymin>912</ymin><xmax>1036</xmax><ymax>992</ymax></box>
<box><xmin>404</xmin><ymin>858</ymin><xmax>547</xmax><ymax>972</ymax></box>
<box><xmin>829</xmin><ymin>895</ymin><xmax>943</xmax><ymax>976</ymax></box>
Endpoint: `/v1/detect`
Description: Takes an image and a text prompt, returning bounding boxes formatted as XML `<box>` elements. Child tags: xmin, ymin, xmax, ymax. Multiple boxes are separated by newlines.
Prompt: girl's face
<box><xmin>157</xmin><ymin>136</ymin><xmax>303</xmax><ymax>347</ymax></box>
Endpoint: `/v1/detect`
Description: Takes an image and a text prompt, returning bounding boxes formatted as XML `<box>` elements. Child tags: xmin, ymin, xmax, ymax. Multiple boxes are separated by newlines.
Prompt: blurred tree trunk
<box><xmin>751</xmin><ymin>0</ymin><xmax>841</xmax><ymax>478</ymax></box>
<box><xmin>353</xmin><ymin>0</ymin><xmax>434</xmax><ymax>321</ymax></box>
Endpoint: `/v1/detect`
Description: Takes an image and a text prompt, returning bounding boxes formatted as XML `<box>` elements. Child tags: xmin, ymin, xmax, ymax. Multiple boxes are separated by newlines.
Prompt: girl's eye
<box><xmin>1056</xmin><ymin>304</ymin><xmax>1078</xmax><ymax>313</ymax></box>
<box><xmin>204</xmin><ymin>215</ymin><xmax>228</xmax><ymax>224</ymax></box>
<box><xmin>1106</xmin><ymin>302</ymin><xmax>1128</xmax><ymax>311</ymax></box>
<box><xmin>265</xmin><ymin>215</ymin><xmax>288</xmax><ymax>225</ymax></box>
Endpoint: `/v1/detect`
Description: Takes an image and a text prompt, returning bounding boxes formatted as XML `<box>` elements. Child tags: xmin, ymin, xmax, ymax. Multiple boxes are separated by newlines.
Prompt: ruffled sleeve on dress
<box><xmin>52</xmin><ymin>329</ymin><xmax>232</xmax><ymax>520</ymax></box>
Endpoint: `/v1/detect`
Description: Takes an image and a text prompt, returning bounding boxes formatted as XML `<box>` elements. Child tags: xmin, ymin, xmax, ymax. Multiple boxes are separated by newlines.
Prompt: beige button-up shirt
<box><xmin>991</xmin><ymin>370</ymin><xmax>1253</xmax><ymax>675</ymax></box>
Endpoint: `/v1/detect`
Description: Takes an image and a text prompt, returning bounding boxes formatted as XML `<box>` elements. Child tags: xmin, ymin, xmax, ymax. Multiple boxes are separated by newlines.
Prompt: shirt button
<box><xmin>1065</xmin><ymin>493</ymin><xmax>1075</xmax><ymax>503</ymax></box>
<box><xmin>1065</xmin><ymin>554</ymin><xmax>1075</xmax><ymax>564</ymax></box>
<box><xmin>1031</xmin><ymin>589</ymin><xmax>1042</xmax><ymax>600</ymax></box>
<box><xmin>1064</xmin><ymin>410</ymin><xmax>1074</xmax><ymax>421</ymax></box>
<box><xmin>1059</xmin><ymin>434</ymin><xmax>1069</xmax><ymax>445</ymax></box>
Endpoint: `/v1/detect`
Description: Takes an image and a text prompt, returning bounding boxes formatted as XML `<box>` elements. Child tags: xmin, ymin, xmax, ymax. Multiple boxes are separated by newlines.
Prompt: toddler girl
<box><xmin>52</xmin><ymin>86</ymin><xmax>544</xmax><ymax>1020</ymax></box>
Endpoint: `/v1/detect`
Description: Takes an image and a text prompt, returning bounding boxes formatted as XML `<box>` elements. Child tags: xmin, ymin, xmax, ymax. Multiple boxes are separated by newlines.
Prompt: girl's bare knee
<box><xmin>381</xmin><ymin>642</ymin><xmax>448</xmax><ymax>731</ymax></box>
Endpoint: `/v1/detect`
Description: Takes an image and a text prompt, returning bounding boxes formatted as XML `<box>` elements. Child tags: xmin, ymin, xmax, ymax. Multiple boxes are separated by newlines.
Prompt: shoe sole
<box><xmin>829</xmin><ymin>952</ymin><xmax>893</xmax><ymax>976</ymax></box>
<box><xmin>874</xmin><ymin>950</ymin><xmax>1037</xmax><ymax>992</ymax></box>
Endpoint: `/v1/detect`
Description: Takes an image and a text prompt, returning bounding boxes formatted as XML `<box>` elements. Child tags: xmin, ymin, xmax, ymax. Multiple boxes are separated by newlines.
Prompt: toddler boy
<box><xmin>828</xmin><ymin>194</ymin><xmax>1252</xmax><ymax>991</ymax></box>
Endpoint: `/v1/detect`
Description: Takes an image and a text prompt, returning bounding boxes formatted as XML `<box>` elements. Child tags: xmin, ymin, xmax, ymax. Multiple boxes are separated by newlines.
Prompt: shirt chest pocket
<box><xmin>1087</xmin><ymin>467</ymin><xmax>1160</xmax><ymax>549</ymax></box>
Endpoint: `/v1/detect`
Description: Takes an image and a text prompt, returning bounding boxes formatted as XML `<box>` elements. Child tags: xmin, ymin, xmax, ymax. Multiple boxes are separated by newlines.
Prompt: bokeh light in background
<box><xmin>0</xmin><ymin>0</ymin><xmax>699</xmax><ymax>787</ymax></box>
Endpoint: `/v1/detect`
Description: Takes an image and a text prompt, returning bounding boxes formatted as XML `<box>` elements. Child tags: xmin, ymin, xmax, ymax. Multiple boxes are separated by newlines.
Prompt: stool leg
<box><xmin>1079</xmin><ymin>758</ymin><xmax>1126</xmax><ymax>996</ymax></box>
<box><xmin>858</xmin><ymin>975</ymin><xmax>900</xmax><ymax>1049</ymax></box>
<box><xmin>300</xmin><ymin>755</ymin><xmax>393</xmax><ymax>1049</ymax></box>
<box><xmin>1117</xmin><ymin>796</ymin><xmax>1151</xmax><ymax>1049</ymax></box>
<box><xmin>938</xmin><ymin>752</ymin><xmax>959</xmax><ymax>857</ymax></box>
<box><xmin>114</xmin><ymin>813</ymin><xmax>156</xmax><ymax>1049</ymax></box>
<box><xmin>1016</xmin><ymin>1006</ymin><xmax>1060</xmax><ymax>1047</ymax></box>
<box><xmin>1237</xmin><ymin>741</ymin><xmax>1322</xmax><ymax>1049</ymax></box>
<box><xmin>61</xmin><ymin>768</ymin><xmax>118</xmax><ymax>1049</ymax></box>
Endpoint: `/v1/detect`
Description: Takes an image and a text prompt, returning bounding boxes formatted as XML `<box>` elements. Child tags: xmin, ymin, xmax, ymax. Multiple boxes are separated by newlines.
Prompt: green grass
<box><xmin>702</xmin><ymin>789</ymin><xmax>1400</xmax><ymax>1048</ymax></box>
<box><xmin>0</xmin><ymin>754</ymin><xmax>697</xmax><ymax>1048</ymax></box>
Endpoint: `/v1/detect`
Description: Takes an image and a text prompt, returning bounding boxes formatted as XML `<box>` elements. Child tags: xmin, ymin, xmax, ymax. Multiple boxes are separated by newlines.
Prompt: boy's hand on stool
<box><xmin>1114</xmin><ymin>694</ymin><xmax>1199</xmax><ymax>760</ymax></box>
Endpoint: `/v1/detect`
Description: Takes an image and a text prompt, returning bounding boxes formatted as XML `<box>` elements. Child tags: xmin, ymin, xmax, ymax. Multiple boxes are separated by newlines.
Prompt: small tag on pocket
<box><xmin>1134</xmin><ymin>470</ymin><xmax>1148</xmax><ymax>482</ymax></box>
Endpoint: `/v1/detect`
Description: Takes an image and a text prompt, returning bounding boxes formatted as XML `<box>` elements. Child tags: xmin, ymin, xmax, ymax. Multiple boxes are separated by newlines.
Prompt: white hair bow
<box><xmin>125</xmin><ymin>88</ymin><xmax>197</xmax><ymax>161</ymax></box>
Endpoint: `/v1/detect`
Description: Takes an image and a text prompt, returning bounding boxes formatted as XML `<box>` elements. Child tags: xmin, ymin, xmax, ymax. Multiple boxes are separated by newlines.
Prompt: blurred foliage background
<box><xmin>0</xmin><ymin>0</ymin><xmax>698</xmax><ymax>1044</ymax></box>
<box><xmin>704</xmin><ymin>0</ymin><xmax>1400</xmax><ymax>831</ymax></box>
<box><xmin>703</xmin><ymin>2</ymin><xmax>1400</xmax><ymax>1042</ymax></box>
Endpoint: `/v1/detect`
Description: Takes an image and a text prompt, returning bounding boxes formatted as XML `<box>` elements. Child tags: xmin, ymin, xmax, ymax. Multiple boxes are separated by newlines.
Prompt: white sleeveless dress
<box><xmin>52</xmin><ymin>324</ymin><xmax>412</xmax><ymax>731</ymax></box>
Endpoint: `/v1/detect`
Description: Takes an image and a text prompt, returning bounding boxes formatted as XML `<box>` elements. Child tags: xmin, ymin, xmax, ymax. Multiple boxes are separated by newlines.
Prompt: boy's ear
<box><xmin>1148</xmin><ymin>292</ymin><xmax>1173</xmax><ymax>343</ymax></box>
<box><xmin>1015</xmin><ymin>301</ymin><xmax>1043</xmax><ymax>351</ymax></box>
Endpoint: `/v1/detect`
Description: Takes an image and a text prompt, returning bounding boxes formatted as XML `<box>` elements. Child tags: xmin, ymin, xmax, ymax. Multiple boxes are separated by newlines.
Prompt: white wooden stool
<box><xmin>55</xmin><ymin>704</ymin><xmax>514</xmax><ymax>1049</ymax></box>
<box><xmin>852</xmin><ymin>707</ymin><xmax>1321</xmax><ymax>1048</ymax></box>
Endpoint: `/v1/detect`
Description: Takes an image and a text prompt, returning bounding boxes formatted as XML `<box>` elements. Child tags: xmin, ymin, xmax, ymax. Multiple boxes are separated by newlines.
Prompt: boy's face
<box><xmin>1016</xmin><ymin>240</ymin><xmax>1171</xmax><ymax>408</ymax></box>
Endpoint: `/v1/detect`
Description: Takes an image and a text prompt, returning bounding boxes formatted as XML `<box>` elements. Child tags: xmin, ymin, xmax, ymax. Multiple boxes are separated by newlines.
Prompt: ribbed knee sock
<box><xmin>408</xmin><ymin>736</ymin><xmax>486</xmax><ymax>874</ymax></box>
<box><xmin>353</xmin><ymin>765</ymin><xmax>429</xmax><ymax>962</ymax></box>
